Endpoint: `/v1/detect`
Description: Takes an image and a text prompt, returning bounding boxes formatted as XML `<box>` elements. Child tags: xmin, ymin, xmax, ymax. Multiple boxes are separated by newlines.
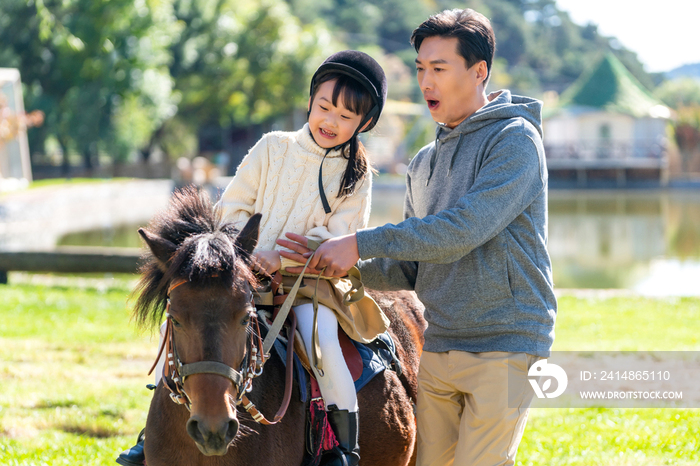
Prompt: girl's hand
<box><xmin>252</xmin><ymin>250</ymin><xmax>281</xmax><ymax>276</ymax></box>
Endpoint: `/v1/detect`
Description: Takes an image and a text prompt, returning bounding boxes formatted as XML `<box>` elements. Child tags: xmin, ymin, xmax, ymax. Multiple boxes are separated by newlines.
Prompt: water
<box><xmin>547</xmin><ymin>190</ymin><xmax>700</xmax><ymax>295</ymax></box>
<box><xmin>58</xmin><ymin>188</ymin><xmax>700</xmax><ymax>295</ymax></box>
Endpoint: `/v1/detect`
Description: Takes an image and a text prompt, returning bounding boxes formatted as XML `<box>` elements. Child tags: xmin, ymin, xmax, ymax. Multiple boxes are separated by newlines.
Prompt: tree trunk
<box><xmin>60</xmin><ymin>138</ymin><xmax>70</xmax><ymax>176</ymax></box>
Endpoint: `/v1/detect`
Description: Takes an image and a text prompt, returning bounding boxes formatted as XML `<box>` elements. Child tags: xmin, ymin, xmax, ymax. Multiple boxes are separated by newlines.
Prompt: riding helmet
<box><xmin>309</xmin><ymin>50</ymin><xmax>388</xmax><ymax>133</ymax></box>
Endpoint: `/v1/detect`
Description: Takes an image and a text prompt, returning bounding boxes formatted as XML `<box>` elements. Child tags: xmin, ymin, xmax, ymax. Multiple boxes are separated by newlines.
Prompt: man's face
<box><xmin>415</xmin><ymin>36</ymin><xmax>487</xmax><ymax>128</ymax></box>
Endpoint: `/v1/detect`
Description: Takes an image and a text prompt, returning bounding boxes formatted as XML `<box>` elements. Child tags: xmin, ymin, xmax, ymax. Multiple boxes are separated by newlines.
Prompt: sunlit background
<box><xmin>2</xmin><ymin>0</ymin><xmax>700</xmax><ymax>295</ymax></box>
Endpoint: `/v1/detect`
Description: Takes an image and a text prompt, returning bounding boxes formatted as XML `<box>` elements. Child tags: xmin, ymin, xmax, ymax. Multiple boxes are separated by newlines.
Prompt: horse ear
<box><xmin>235</xmin><ymin>213</ymin><xmax>262</xmax><ymax>256</ymax></box>
<box><xmin>138</xmin><ymin>228</ymin><xmax>177</xmax><ymax>270</ymax></box>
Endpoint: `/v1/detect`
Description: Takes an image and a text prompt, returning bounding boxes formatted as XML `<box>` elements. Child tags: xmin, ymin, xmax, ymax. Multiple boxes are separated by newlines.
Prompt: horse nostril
<box><xmin>226</xmin><ymin>418</ymin><xmax>240</xmax><ymax>442</ymax></box>
<box><xmin>186</xmin><ymin>417</ymin><xmax>205</xmax><ymax>445</ymax></box>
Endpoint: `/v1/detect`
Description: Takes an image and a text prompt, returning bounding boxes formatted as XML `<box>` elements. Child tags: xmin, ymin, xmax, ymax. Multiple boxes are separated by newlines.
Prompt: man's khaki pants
<box><xmin>416</xmin><ymin>351</ymin><xmax>541</xmax><ymax>466</ymax></box>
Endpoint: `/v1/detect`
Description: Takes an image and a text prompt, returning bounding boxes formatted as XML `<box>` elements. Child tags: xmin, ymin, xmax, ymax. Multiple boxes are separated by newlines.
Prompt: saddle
<box><xmin>254</xmin><ymin>273</ymin><xmax>402</xmax><ymax>466</ymax></box>
<box><xmin>255</xmin><ymin>271</ymin><xmax>401</xmax><ymax>390</ymax></box>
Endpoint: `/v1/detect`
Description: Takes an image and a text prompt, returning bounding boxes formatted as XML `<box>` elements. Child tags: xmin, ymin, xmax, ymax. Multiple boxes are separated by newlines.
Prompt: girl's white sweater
<box><xmin>218</xmin><ymin>124</ymin><xmax>372</xmax><ymax>271</ymax></box>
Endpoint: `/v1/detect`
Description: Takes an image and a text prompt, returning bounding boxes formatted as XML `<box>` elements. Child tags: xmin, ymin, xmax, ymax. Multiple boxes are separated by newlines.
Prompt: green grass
<box><xmin>27</xmin><ymin>178</ymin><xmax>135</xmax><ymax>190</ymax></box>
<box><xmin>552</xmin><ymin>294</ymin><xmax>700</xmax><ymax>351</ymax></box>
<box><xmin>0</xmin><ymin>277</ymin><xmax>154</xmax><ymax>466</ymax></box>
<box><xmin>1</xmin><ymin>278</ymin><xmax>699</xmax><ymax>465</ymax></box>
<box><xmin>520</xmin><ymin>408</ymin><xmax>700</xmax><ymax>465</ymax></box>
<box><xmin>522</xmin><ymin>293</ymin><xmax>700</xmax><ymax>465</ymax></box>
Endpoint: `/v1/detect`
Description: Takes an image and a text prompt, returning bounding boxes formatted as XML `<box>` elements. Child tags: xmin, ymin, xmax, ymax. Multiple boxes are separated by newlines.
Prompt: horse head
<box><xmin>135</xmin><ymin>187</ymin><xmax>262</xmax><ymax>456</ymax></box>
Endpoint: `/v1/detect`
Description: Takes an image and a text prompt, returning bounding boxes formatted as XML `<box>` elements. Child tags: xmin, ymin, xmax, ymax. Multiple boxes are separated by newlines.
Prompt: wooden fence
<box><xmin>0</xmin><ymin>246</ymin><xmax>142</xmax><ymax>283</ymax></box>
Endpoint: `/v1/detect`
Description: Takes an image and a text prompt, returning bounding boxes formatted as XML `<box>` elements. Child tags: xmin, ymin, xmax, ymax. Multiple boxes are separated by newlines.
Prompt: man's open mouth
<box><xmin>427</xmin><ymin>100</ymin><xmax>439</xmax><ymax>110</ymax></box>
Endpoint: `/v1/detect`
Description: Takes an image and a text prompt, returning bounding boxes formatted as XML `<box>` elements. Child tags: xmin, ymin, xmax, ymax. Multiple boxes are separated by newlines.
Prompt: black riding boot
<box><xmin>116</xmin><ymin>428</ymin><xmax>145</xmax><ymax>466</ymax></box>
<box><xmin>324</xmin><ymin>405</ymin><xmax>360</xmax><ymax>466</ymax></box>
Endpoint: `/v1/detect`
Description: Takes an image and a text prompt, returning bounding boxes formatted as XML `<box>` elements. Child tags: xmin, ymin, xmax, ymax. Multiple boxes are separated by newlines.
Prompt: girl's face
<box><xmin>308</xmin><ymin>79</ymin><xmax>368</xmax><ymax>149</ymax></box>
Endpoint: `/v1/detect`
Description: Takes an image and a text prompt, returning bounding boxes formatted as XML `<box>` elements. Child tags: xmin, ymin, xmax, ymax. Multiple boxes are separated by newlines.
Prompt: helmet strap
<box><xmin>318</xmin><ymin>151</ymin><xmax>332</xmax><ymax>214</ymax></box>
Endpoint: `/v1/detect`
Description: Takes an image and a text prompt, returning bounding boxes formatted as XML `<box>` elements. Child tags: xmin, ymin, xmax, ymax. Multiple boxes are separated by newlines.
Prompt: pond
<box><xmin>58</xmin><ymin>188</ymin><xmax>700</xmax><ymax>295</ymax></box>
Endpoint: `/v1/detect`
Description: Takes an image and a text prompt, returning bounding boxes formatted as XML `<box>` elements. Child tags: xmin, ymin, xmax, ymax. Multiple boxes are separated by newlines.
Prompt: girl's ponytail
<box><xmin>339</xmin><ymin>134</ymin><xmax>369</xmax><ymax>197</ymax></box>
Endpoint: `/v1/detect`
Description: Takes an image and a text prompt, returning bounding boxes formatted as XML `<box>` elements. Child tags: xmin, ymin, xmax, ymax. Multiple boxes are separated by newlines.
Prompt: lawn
<box><xmin>1</xmin><ymin>276</ymin><xmax>699</xmax><ymax>465</ymax></box>
<box><xmin>0</xmin><ymin>275</ymin><xmax>152</xmax><ymax>465</ymax></box>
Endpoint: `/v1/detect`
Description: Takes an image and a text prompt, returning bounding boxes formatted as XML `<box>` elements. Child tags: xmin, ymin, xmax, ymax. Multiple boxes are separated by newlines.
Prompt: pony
<box><xmin>132</xmin><ymin>187</ymin><xmax>426</xmax><ymax>466</ymax></box>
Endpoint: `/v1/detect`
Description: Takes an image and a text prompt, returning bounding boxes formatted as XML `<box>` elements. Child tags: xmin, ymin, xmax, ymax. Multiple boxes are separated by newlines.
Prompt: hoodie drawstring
<box><xmin>448</xmin><ymin>133</ymin><xmax>465</xmax><ymax>177</ymax></box>
<box><xmin>426</xmin><ymin>129</ymin><xmax>465</xmax><ymax>185</ymax></box>
<box><xmin>426</xmin><ymin>127</ymin><xmax>441</xmax><ymax>186</ymax></box>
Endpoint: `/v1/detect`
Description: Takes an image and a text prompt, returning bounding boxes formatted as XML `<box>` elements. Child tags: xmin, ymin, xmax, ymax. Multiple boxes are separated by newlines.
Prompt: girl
<box><xmin>218</xmin><ymin>50</ymin><xmax>389</xmax><ymax>466</ymax></box>
<box><xmin>117</xmin><ymin>50</ymin><xmax>388</xmax><ymax>466</ymax></box>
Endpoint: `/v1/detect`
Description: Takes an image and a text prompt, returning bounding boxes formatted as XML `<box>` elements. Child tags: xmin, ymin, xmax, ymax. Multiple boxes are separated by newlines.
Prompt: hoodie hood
<box><xmin>426</xmin><ymin>90</ymin><xmax>543</xmax><ymax>184</ymax></box>
<box><xmin>439</xmin><ymin>90</ymin><xmax>543</xmax><ymax>139</ymax></box>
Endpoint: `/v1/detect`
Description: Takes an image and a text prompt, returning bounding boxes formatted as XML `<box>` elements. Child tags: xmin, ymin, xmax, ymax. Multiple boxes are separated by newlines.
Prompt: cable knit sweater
<box><xmin>218</xmin><ymin>123</ymin><xmax>372</xmax><ymax>271</ymax></box>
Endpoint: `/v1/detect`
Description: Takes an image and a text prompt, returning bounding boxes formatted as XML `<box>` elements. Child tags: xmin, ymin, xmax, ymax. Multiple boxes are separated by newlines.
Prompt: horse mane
<box><xmin>132</xmin><ymin>186</ymin><xmax>256</xmax><ymax>330</ymax></box>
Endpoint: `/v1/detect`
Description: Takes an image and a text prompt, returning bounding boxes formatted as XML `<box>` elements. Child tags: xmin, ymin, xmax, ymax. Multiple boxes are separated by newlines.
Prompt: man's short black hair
<box><xmin>410</xmin><ymin>9</ymin><xmax>496</xmax><ymax>84</ymax></box>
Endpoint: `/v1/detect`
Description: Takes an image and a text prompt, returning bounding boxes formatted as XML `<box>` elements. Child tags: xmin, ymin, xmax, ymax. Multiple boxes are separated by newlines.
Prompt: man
<box><xmin>279</xmin><ymin>8</ymin><xmax>556</xmax><ymax>466</ymax></box>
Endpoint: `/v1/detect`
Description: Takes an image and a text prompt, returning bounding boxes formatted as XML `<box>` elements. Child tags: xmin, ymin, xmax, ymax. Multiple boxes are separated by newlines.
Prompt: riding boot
<box><xmin>324</xmin><ymin>405</ymin><xmax>360</xmax><ymax>466</ymax></box>
<box><xmin>116</xmin><ymin>428</ymin><xmax>145</xmax><ymax>466</ymax></box>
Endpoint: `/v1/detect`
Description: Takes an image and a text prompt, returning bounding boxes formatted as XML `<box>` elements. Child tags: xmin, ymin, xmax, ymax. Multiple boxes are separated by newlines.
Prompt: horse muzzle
<box><xmin>183</xmin><ymin>371</ymin><xmax>242</xmax><ymax>456</ymax></box>
<box><xmin>187</xmin><ymin>413</ymin><xmax>239</xmax><ymax>456</ymax></box>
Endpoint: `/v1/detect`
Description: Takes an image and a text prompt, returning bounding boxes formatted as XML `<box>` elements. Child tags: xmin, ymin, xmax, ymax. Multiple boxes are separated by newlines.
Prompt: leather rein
<box><xmin>147</xmin><ymin>252</ymin><xmax>317</xmax><ymax>426</ymax></box>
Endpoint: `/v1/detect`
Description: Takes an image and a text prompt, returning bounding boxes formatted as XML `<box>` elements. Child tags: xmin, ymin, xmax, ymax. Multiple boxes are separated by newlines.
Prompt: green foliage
<box><xmin>1</xmin><ymin>0</ymin><xmax>331</xmax><ymax>167</ymax></box>
<box><xmin>285</xmin><ymin>0</ymin><xmax>653</xmax><ymax>96</ymax></box>
<box><xmin>0</xmin><ymin>0</ymin><xmax>179</xmax><ymax>165</ymax></box>
<box><xmin>656</xmin><ymin>78</ymin><xmax>700</xmax><ymax>108</ymax></box>
<box><xmin>671</xmin><ymin>106</ymin><xmax>700</xmax><ymax>172</ymax></box>
<box><xmin>166</xmin><ymin>0</ymin><xmax>332</xmax><ymax>128</ymax></box>
<box><xmin>1</xmin><ymin>0</ymin><xmax>661</xmax><ymax>168</ymax></box>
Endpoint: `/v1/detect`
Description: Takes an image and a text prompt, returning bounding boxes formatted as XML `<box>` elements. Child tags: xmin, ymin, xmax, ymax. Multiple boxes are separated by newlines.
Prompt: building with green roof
<box><xmin>543</xmin><ymin>52</ymin><xmax>670</xmax><ymax>187</ymax></box>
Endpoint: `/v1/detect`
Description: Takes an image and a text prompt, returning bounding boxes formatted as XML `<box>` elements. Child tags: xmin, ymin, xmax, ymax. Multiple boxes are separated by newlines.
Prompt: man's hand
<box><xmin>276</xmin><ymin>233</ymin><xmax>326</xmax><ymax>275</ymax></box>
<box><xmin>277</xmin><ymin>232</ymin><xmax>360</xmax><ymax>277</ymax></box>
<box><xmin>251</xmin><ymin>250</ymin><xmax>281</xmax><ymax>276</ymax></box>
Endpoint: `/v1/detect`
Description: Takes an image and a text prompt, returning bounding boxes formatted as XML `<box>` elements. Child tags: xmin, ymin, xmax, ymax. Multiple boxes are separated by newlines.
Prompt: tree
<box><xmin>124</xmin><ymin>0</ymin><xmax>334</xmax><ymax>164</ymax></box>
<box><xmin>0</xmin><ymin>0</ymin><xmax>178</xmax><ymax>171</ymax></box>
<box><xmin>656</xmin><ymin>78</ymin><xmax>700</xmax><ymax>108</ymax></box>
<box><xmin>655</xmin><ymin>79</ymin><xmax>700</xmax><ymax>173</ymax></box>
<box><xmin>284</xmin><ymin>0</ymin><xmax>655</xmax><ymax>97</ymax></box>
<box><xmin>673</xmin><ymin>107</ymin><xmax>700</xmax><ymax>173</ymax></box>
<box><xmin>168</xmin><ymin>0</ymin><xmax>330</xmax><ymax>127</ymax></box>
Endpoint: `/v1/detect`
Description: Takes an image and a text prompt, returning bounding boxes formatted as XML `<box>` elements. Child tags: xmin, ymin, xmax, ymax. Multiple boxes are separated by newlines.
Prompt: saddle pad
<box><xmin>351</xmin><ymin>331</ymin><xmax>399</xmax><ymax>392</ymax></box>
<box><xmin>273</xmin><ymin>330</ymin><xmax>399</xmax><ymax>395</ymax></box>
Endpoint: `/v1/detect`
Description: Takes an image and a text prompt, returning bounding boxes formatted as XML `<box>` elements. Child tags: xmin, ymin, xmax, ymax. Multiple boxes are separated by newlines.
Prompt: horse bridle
<box><xmin>148</xmin><ymin>276</ymin><xmax>297</xmax><ymax>425</ymax></box>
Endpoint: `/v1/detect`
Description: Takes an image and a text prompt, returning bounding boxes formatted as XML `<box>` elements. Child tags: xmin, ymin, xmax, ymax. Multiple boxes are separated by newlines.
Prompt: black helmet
<box><xmin>309</xmin><ymin>50</ymin><xmax>388</xmax><ymax>133</ymax></box>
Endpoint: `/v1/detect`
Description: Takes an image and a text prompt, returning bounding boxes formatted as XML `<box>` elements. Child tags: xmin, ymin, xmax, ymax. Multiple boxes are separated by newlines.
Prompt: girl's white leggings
<box><xmin>295</xmin><ymin>303</ymin><xmax>358</xmax><ymax>412</ymax></box>
<box><xmin>153</xmin><ymin>303</ymin><xmax>358</xmax><ymax>412</ymax></box>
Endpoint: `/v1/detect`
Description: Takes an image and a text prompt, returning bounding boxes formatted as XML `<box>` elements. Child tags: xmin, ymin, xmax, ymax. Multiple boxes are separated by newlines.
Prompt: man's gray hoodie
<box><xmin>357</xmin><ymin>90</ymin><xmax>556</xmax><ymax>357</ymax></box>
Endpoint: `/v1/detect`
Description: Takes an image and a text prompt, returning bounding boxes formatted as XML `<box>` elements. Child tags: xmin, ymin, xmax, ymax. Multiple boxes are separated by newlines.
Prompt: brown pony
<box><xmin>133</xmin><ymin>187</ymin><xmax>426</xmax><ymax>466</ymax></box>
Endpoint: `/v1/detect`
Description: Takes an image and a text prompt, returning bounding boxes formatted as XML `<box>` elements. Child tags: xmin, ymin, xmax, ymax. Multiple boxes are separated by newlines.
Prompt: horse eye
<box><xmin>171</xmin><ymin>316</ymin><xmax>182</xmax><ymax>328</ymax></box>
<box><xmin>241</xmin><ymin>314</ymin><xmax>251</xmax><ymax>326</ymax></box>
